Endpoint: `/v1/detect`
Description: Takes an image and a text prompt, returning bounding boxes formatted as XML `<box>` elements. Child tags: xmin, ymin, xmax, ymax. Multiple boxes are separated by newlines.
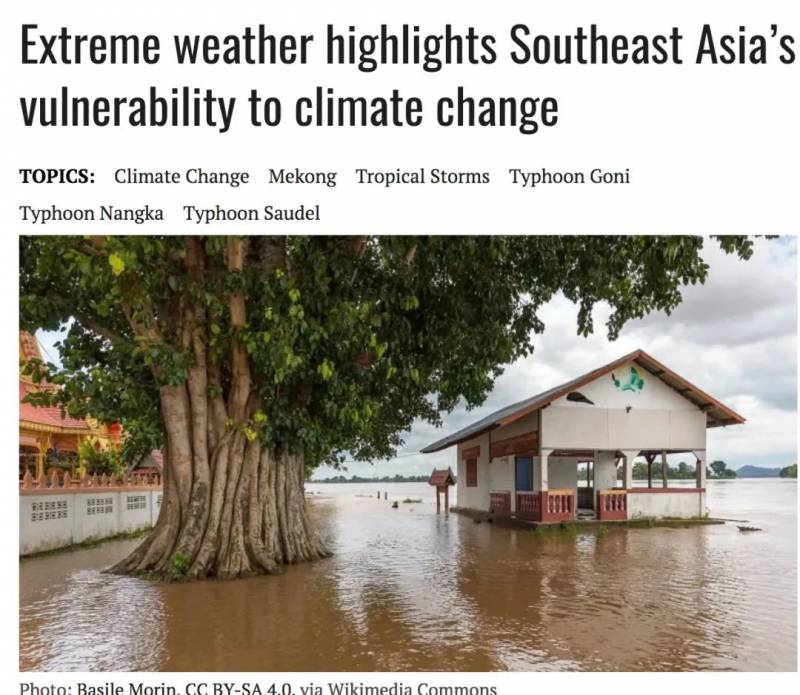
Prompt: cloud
<box><xmin>318</xmin><ymin>236</ymin><xmax>797</xmax><ymax>478</ymax></box>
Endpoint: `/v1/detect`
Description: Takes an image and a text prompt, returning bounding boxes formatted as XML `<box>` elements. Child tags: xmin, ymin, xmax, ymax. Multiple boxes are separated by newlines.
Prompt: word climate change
<box><xmin>287</xmin><ymin>86</ymin><xmax>557</xmax><ymax>134</ymax></box>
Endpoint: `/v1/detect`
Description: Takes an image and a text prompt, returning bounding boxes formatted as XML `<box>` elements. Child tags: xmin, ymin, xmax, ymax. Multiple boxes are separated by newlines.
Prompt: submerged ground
<box><xmin>20</xmin><ymin>479</ymin><xmax>797</xmax><ymax>671</ymax></box>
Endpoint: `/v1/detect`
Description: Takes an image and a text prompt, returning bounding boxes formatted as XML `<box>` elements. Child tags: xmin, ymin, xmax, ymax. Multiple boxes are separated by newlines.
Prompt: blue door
<box><xmin>515</xmin><ymin>456</ymin><xmax>533</xmax><ymax>491</ymax></box>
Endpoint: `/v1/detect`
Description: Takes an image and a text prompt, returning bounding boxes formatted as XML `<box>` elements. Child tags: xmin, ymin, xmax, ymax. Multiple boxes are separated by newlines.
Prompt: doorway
<box><xmin>577</xmin><ymin>460</ymin><xmax>595</xmax><ymax>518</ymax></box>
<box><xmin>514</xmin><ymin>455</ymin><xmax>536</xmax><ymax>517</ymax></box>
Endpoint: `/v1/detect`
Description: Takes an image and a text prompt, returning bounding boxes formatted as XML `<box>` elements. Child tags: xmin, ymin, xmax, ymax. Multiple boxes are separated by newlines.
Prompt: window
<box><xmin>465</xmin><ymin>458</ymin><xmax>478</xmax><ymax>487</ymax></box>
<box><xmin>87</xmin><ymin>497</ymin><xmax>114</xmax><ymax>515</ymax></box>
<box><xmin>515</xmin><ymin>456</ymin><xmax>533</xmax><ymax>491</ymax></box>
<box><xmin>126</xmin><ymin>494</ymin><xmax>147</xmax><ymax>511</ymax></box>
<box><xmin>31</xmin><ymin>499</ymin><xmax>68</xmax><ymax>522</ymax></box>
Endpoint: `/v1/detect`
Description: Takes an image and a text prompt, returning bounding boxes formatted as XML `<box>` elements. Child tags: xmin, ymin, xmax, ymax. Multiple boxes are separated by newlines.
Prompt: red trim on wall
<box><xmin>489</xmin><ymin>431</ymin><xmax>538</xmax><ymax>459</ymax></box>
<box><xmin>461</xmin><ymin>445</ymin><xmax>480</xmax><ymax>460</ymax></box>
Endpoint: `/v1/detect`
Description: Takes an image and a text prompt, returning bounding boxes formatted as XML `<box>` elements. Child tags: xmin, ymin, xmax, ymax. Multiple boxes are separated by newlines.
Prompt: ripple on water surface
<box><xmin>19</xmin><ymin>480</ymin><xmax>797</xmax><ymax>671</ymax></box>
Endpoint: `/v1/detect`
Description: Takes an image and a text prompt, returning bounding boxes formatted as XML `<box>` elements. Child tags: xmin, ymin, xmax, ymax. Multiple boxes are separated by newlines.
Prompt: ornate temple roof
<box><xmin>19</xmin><ymin>331</ymin><xmax>95</xmax><ymax>433</ymax></box>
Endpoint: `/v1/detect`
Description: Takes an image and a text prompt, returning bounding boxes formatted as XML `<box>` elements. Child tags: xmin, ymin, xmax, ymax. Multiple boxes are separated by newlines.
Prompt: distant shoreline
<box><xmin>309</xmin><ymin>476</ymin><xmax>434</xmax><ymax>484</ymax></box>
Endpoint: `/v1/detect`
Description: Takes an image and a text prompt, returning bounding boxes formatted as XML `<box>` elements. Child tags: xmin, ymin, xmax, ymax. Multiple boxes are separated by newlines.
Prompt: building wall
<box><xmin>20</xmin><ymin>488</ymin><xmax>162</xmax><ymax>556</ymax></box>
<box><xmin>628</xmin><ymin>490</ymin><xmax>705</xmax><ymax>519</ymax></box>
<box><xmin>541</xmin><ymin>361</ymin><xmax>707</xmax><ymax>451</ymax></box>
<box><xmin>548</xmin><ymin>457</ymin><xmax>579</xmax><ymax>490</ymax></box>
<box><xmin>456</xmin><ymin>431</ymin><xmax>492</xmax><ymax>511</ymax></box>
<box><xmin>454</xmin><ymin>413</ymin><xmax>541</xmax><ymax>512</ymax></box>
<box><xmin>593</xmin><ymin>451</ymin><xmax>619</xmax><ymax>492</ymax></box>
<box><xmin>489</xmin><ymin>455</ymin><xmax>514</xmax><ymax>506</ymax></box>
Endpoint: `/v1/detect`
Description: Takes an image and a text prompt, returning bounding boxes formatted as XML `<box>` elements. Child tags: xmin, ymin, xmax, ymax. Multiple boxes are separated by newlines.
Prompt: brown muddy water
<box><xmin>20</xmin><ymin>479</ymin><xmax>796</xmax><ymax>672</ymax></box>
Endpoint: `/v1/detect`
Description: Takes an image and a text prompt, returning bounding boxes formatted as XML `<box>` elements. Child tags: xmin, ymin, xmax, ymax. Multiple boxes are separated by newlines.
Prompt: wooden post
<box><xmin>436</xmin><ymin>488</ymin><xmax>441</xmax><ymax>514</ymax></box>
<box><xmin>661</xmin><ymin>450</ymin><xmax>668</xmax><ymax>488</ymax></box>
<box><xmin>645</xmin><ymin>453</ymin><xmax>654</xmax><ymax>488</ymax></box>
<box><xmin>444</xmin><ymin>485</ymin><xmax>449</xmax><ymax>513</ymax></box>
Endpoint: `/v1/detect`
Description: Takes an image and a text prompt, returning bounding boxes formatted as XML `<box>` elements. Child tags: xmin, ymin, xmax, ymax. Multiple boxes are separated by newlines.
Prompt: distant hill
<box><xmin>736</xmin><ymin>465</ymin><xmax>782</xmax><ymax>478</ymax></box>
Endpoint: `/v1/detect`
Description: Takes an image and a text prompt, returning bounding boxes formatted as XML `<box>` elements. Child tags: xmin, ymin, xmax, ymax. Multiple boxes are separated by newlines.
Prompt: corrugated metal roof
<box><xmin>421</xmin><ymin>392</ymin><xmax>551</xmax><ymax>454</ymax></box>
<box><xmin>421</xmin><ymin>349</ymin><xmax>745</xmax><ymax>454</ymax></box>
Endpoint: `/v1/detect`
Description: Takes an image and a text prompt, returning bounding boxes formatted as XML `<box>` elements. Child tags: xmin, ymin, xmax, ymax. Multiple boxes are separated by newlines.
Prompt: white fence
<box><xmin>20</xmin><ymin>487</ymin><xmax>162</xmax><ymax>556</ymax></box>
<box><xmin>627</xmin><ymin>489</ymin><xmax>706</xmax><ymax>519</ymax></box>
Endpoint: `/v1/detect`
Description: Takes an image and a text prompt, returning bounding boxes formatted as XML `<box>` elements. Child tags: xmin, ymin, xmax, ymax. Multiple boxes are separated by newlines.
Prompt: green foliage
<box><xmin>709</xmin><ymin>460</ymin><xmax>737</xmax><ymax>478</ymax></box>
<box><xmin>171</xmin><ymin>553</ymin><xmax>190</xmax><ymax>580</ymax></box>
<box><xmin>632</xmin><ymin>459</ymin><xmax>742</xmax><ymax>480</ymax></box>
<box><xmin>632</xmin><ymin>460</ymin><xmax>697</xmax><ymax>480</ymax></box>
<box><xmin>779</xmin><ymin>464</ymin><xmax>797</xmax><ymax>478</ymax></box>
<box><xmin>532</xmin><ymin>521</ymin><xmax>580</xmax><ymax>538</ymax></box>
<box><xmin>19</xmin><ymin>235</ymin><xmax>754</xmax><ymax>471</ymax></box>
<box><xmin>314</xmin><ymin>474</ymin><xmax>431</xmax><ymax>483</ymax></box>
<box><xmin>77</xmin><ymin>441</ymin><xmax>125</xmax><ymax>476</ymax></box>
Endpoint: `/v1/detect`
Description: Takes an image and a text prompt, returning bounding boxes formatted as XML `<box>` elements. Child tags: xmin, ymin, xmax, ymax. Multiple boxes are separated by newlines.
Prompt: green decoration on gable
<box><xmin>611</xmin><ymin>366</ymin><xmax>645</xmax><ymax>392</ymax></box>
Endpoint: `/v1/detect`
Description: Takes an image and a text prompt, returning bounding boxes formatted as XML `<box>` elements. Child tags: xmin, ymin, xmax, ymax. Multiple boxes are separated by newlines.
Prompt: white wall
<box><xmin>541</xmin><ymin>360</ymin><xmax>707</xmax><ymax>451</ymax></box>
<box><xmin>456</xmin><ymin>431</ymin><xmax>491</xmax><ymax>511</ymax></box>
<box><xmin>547</xmin><ymin>457</ymin><xmax>579</xmax><ymax>490</ymax></box>
<box><xmin>628</xmin><ymin>491</ymin><xmax>706</xmax><ymax>519</ymax></box>
<box><xmin>593</xmin><ymin>451</ymin><xmax>619</xmax><ymax>492</ymax></box>
<box><xmin>20</xmin><ymin>489</ymin><xmax>161</xmax><ymax>556</ymax></box>
<box><xmin>489</xmin><ymin>455</ymin><xmax>515</xmax><ymax>510</ymax></box>
<box><xmin>554</xmin><ymin>361</ymin><xmax>697</xmax><ymax>411</ymax></box>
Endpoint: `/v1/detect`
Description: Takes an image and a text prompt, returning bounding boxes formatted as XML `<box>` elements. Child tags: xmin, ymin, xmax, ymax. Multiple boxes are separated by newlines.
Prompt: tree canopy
<box><xmin>20</xmin><ymin>235</ymin><xmax>753</xmax><ymax>471</ymax></box>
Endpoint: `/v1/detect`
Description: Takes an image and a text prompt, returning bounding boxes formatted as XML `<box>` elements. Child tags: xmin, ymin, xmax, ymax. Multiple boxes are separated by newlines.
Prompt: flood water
<box><xmin>20</xmin><ymin>479</ymin><xmax>797</xmax><ymax>672</ymax></box>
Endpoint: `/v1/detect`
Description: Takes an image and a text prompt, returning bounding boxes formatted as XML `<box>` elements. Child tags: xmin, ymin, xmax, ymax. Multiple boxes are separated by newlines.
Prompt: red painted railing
<box><xmin>541</xmin><ymin>489</ymin><xmax>575</xmax><ymax>522</ymax></box>
<box><xmin>489</xmin><ymin>491</ymin><xmax>511</xmax><ymax>516</ymax></box>
<box><xmin>516</xmin><ymin>491</ymin><xmax>539</xmax><ymax>518</ymax></box>
<box><xmin>597</xmin><ymin>489</ymin><xmax>627</xmax><ymax>520</ymax></box>
<box><xmin>491</xmin><ymin>489</ymin><xmax>576</xmax><ymax>521</ymax></box>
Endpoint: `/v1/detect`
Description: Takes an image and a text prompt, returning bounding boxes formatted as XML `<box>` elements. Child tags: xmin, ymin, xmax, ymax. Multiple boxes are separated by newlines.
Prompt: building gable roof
<box><xmin>19</xmin><ymin>381</ymin><xmax>92</xmax><ymax>430</ymax></box>
<box><xmin>421</xmin><ymin>349</ymin><xmax>745</xmax><ymax>454</ymax></box>
<box><xmin>428</xmin><ymin>468</ymin><xmax>456</xmax><ymax>486</ymax></box>
<box><xmin>19</xmin><ymin>331</ymin><xmax>95</xmax><ymax>432</ymax></box>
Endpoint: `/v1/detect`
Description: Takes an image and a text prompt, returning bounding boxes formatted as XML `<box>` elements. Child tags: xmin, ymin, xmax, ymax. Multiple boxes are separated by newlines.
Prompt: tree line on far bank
<box><xmin>633</xmin><ymin>459</ymin><xmax>743</xmax><ymax>480</ymax></box>
<box><xmin>315</xmin><ymin>460</ymin><xmax>798</xmax><ymax>484</ymax></box>
<box><xmin>632</xmin><ymin>460</ymin><xmax>797</xmax><ymax>479</ymax></box>
<box><xmin>313</xmin><ymin>473</ymin><xmax>433</xmax><ymax>483</ymax></box>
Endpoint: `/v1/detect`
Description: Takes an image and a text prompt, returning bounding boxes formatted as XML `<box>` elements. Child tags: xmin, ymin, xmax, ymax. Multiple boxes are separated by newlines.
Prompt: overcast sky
<box><xmin>35</xmin><ymin>236</ymin><xmax>797</xmax><ymax>476</ymax></box>
<box><xmin>315</xmin><ymin>235</ymin><xmax>797</xmax><ymax>478</ymax></box>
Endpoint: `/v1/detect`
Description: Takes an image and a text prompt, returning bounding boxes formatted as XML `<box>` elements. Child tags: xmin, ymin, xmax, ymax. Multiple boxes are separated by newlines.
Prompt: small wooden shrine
<box><xmin>428</xmin><ymin>467</ymin><xmax>456</xmax><ymax>514</ymax></box>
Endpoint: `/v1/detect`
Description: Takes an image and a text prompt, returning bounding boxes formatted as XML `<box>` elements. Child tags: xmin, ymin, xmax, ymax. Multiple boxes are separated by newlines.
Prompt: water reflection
<box><xmin>19</xmin><ymin>480</ymin><xmax>797</xmax><ymax>671</ymax></box>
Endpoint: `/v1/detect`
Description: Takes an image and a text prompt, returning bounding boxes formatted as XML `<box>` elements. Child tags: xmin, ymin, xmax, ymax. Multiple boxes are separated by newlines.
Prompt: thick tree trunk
<box><xmin>109</xmin><ymin>386</ymin><xmax>330</xmax><ymax>581</ymax></box>
<box><xmin>110</xmin><ymin>237</ymin><xmax>330</xmax><ymax>581</ymax></box>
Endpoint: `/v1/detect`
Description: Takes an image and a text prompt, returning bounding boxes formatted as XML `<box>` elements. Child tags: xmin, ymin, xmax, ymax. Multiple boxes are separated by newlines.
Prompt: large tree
<box><xmin>20</xmin><ymin>235</ymin><xmax>752</xmax><ymax>580</ymax></box>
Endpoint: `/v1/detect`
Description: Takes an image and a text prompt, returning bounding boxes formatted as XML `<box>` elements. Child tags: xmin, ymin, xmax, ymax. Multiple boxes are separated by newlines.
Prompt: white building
<box><xmin>421</xmin><ymin>349</ymin><xmax>745</xmax><ymax>522</ymax></box>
